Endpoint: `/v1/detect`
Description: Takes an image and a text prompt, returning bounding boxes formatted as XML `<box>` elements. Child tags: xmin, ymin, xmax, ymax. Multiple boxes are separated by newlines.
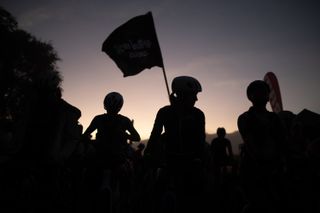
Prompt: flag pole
<box><xmin>161</xmin><ymin>66</ymin><xmax>171</xmax><ymax>99</ymax></box>
<box><xmin>148</xmin><ymin>12</ymin><xmax>170</xmax><ymax>100</ymax></box>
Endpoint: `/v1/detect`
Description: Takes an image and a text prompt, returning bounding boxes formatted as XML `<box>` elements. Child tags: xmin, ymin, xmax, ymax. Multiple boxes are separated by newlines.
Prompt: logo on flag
<box><xmin>102</xmin><ymin>12</ymin><xmax>163</xmax><ymax>77</ymax></box>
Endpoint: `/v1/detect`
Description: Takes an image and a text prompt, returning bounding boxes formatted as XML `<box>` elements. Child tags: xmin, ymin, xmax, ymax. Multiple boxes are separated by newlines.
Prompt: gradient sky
<box><xmin>2</xmin><ymin>0</ymin><xmax>320</xmax><ymax>140</ymax></box>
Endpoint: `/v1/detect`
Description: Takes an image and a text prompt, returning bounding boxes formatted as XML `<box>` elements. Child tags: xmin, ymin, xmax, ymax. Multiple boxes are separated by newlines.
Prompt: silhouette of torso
<box><xmin>238</xmin><ymin>107</ymin><xmax>285</xmax><ymax>167</ymax></box>
<box><xmin>211</xmin><ymin>137</ymin><xmax>231</xmax><ymax>166</ymax></box>
<box><xmin>149</xmin><ymin>105</ymin><xmax>205</xmax><ymax>160</ymax></box>
<box><xmin>88</xmin><ymin>113</ymin><xmax>132</xmax><ymax>163</ymax></box>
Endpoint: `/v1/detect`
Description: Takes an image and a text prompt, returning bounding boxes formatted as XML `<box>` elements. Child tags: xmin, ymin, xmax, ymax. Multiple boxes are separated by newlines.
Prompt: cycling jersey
<box><xmin>148</xmin><ymin>105</ymin><xmax>206</xmax><ymax>161</ymax></box>
<box><xmin>84</xmin><ymin>113</ymin><xmax>139</xmax><ymax>167</ymax></box>
<box><xmin>238</xmin><ymin>106</ymin><xmax>285</xmax><ymax>167</ymax></box>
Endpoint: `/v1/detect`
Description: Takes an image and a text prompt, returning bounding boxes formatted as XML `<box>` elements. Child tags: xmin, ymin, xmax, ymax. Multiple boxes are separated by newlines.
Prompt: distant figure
<box><xmin>145</xmin><ymin>76</ymin><xmax>206</xmax><ymax>212</ymax></box>
<box><xmin>82</xmin><ymin>91</ymin><xmax>140</xmax><ymax>212</ymax></box>
<box><xmin>132</xmin><ymin>143</ymin><xmax>146</xmax><ymax>179</ymax></box>
<box><xmin>210</xmin><ymin>127</ymin><xmax>234</xmax><ymax>185</ymax></box>
<box><xmin>134</xmin><ymin>143</ymin><xmax>145</xmax><ymax>162</ymax></box>
<box><xmin>237</xmin><ymin>80</ymin><xmax>286</xmax><ymax>213</ymax></box>
<box><xmin>132</xmin><ymin>143</ymin><xmax>145</xmax><ymax>175</ymax></box>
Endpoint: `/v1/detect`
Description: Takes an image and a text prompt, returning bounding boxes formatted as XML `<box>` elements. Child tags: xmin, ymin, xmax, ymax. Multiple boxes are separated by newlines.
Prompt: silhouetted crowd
<box><xmin>1</xmin><ymin>76</ymin><xmax>319</xmax><ymax>213</ymax></box>
<box><xmin>1</xmin><ymin>6</ymin><xmax>320</xmax><ymax>213</ymax></box>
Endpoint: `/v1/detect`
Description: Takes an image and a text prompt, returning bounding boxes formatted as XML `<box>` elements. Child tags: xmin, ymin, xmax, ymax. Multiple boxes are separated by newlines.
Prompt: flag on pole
<box><xmin>102</xmin><ymin>12</ymin><xmax>164</xmax><ymax>77</ymax></box>
<box><xmin>264</xmin><ymin>71</ymin><xmax>283</xmax><ymax>113</ymax></box>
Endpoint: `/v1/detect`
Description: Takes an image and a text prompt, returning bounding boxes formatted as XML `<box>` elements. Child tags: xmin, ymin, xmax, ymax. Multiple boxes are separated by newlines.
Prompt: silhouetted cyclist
<box><xmin>144</xmin><ymin>76</ymin><xmax>206</xmax><ymax>212</ymax></box>
<box><xmin>210</xmin><ymin>127</ymin><xmax>234</xmax><ymax>186</ymax></box>
<box><xmin>237</xmin><ymin>80</ymin><xmax>286</xmax><ymax>213</ymax></box>
<box><xmin>82</xmin><ymin>91</ymin><xmax>140</xmax><ymax>213</ymax></box>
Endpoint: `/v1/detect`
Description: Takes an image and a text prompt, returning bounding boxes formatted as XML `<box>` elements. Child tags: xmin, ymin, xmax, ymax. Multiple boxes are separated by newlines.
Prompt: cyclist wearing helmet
<box><xmin>237</xmin><ymin>80</ymin><xmax>286</xmax><ymax>213</ymax></box>
<box><xmin>82</xmin><ymin>92</ymin><xmax>140</xmax><ymax>212</ymax></box>
<box><xmin>145</xmin><ymin>76</ymin><xmax>206</xmax><ymax>212</ymax></box>
<box><xmin>146</xmin><ymin>76</ymin><xmax>205</xmax><ymax>162</ymax></box>
<box><xmin>83</xmin><ymin>91</ymin><xmax>141</xmax><ymax>168</ymax></box>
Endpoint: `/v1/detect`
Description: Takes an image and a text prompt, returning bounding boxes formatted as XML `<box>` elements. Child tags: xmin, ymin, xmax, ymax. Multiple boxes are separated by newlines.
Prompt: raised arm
<box><xmin>83</xmin><ymin>116</ymin><xmax>98</xmax><ymax>138</ymax></box>
<box><xmin>126</xmin><ymin>119</ymin><xmax>141</xmax><ymax>142</ymax></box>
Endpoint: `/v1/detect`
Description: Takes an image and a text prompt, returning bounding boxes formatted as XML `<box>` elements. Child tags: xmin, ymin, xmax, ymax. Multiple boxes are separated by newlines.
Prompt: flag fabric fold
<box><xmin>102</xmin><ymin>12</ymin><xmax>163</xmax><ymax>77</ymax></box>
<box><xmin>264</xmin><ymin>71</ymin><xmax>283</xmax><ymax>113</ymax></box>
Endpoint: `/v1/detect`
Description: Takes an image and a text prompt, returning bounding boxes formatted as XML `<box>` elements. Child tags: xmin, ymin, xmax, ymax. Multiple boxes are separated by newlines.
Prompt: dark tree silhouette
<box><xmin>0</xmin><ymin>6</ymin><xmax>61</xmax><ymax>120</ymax></box>
<box><xmin>0</xmin><ymin>8</ymin><xmax>85</xmax><ymax>212</ymax></box>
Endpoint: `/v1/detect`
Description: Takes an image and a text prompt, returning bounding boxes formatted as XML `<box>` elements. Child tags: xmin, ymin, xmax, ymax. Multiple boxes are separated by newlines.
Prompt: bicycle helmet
<box><xmin>104</xmin><ymin>92</ymin><xmax>124</xmax><ymax>112</ymax></box>
<box><xmin>171</xmin><ymin>76</ymin><xmax>202</xmax><ymax>94</ymax></box>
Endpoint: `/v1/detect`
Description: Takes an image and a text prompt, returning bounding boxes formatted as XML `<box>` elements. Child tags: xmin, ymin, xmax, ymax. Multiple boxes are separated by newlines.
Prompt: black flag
<box><xmin>102</xmin><ymin>12</ymin><xmax>164</xmax><ymax>77</ymax></box>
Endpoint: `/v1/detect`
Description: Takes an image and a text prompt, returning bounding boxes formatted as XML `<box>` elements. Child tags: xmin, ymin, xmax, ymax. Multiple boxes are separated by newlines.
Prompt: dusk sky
<box><xmin>2</xmin><ymin>0</ymin><xmax>320</xmax><ymax>140</ymax></box>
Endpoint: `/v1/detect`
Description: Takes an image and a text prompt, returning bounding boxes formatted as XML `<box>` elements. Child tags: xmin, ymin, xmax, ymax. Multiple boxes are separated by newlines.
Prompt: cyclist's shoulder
<box><xmin>188</xmin><ymin>107</ymin><xmax>205</xmax><ymax>119</ymax></box>
<box><xmin>160</xmin><ymin>105</ymin><xmax>172</xmax><ymax>111</ymax></box>
<box><xmin>90</xmin><ymin>114</ymin><xmax>106</xmax><ymax>123</ymax></box>
<box><xmin>116</xmin><ymin>113</ymin><xmax>129</xmax><ymax>120</ymax></box>
<box><xmin>116</xmin><ymin>114</ymin><xmax>132</xmax><ymax>124</ymax></box>
<box><xmin>156</xmin><ymin>105</ymin><xmax>174</xmax><ymax>117</ymax></box>
<box><xmin>267</xmin><ymin>110</ymin><xmax>282</xmax><ymax>121</ymax></box>
<box><xmin>239</xmin><ymin>110</ymin><xmax>249</xmax><ymax>118</ymax></box>
<box><xmin>211</xmin><ymin>137</ymin><xmax>219</xmax><ymax>144</ymax></box>
<box><xmin>238</xmin><ymin>108</ymin><xmax>251</xmax><ymax>119</ymax></box>
<box><xmin>223</xmin><ymin>138</ymin><xmax>232</xmax><ymax>146</ymax></box>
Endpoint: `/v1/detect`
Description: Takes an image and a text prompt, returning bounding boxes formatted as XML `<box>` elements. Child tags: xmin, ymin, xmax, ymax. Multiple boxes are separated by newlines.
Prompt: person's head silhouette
<box><xmin>137</xmin><ymin>143</ymin><xmax>145</xmax><ymax>150</ymax></box>
<box><xmin>217</xmin><ymin>127</ymin><xmax>226</xmax><ymax>138</ymax></box>
<box><xmin>103</xmin><ymin>92</ymin><xmax>124</xmax><ymax>114</ymax></box>
<box><xmin>171</xmin><ymin>76</ymin><xmax>202</xmax><ymax>108</ymax></box>
<box><xmin>246</xmin><ymin>80</ymin><xmax>270</xmax><ymax>108</ymax></box>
